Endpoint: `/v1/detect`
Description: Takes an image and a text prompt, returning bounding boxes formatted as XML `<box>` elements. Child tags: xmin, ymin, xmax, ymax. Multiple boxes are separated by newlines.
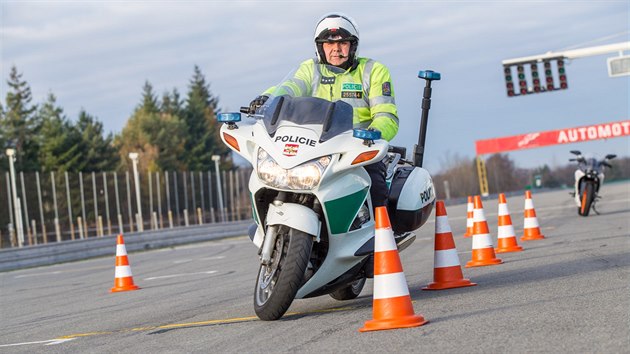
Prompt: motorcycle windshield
<box><xmin>585</xmin><ymin>158</ymin><xmax>598</xmax><ymax>170</ymax></box>
<box><xmin>257</xmin><ymin>65</ymin><xmax>354</xmax><ymax>142</ymax></box>
<box><xmin>580</xmin><ymin>156</ymin><xmax>600</xmax><ymax>172</ymax></box>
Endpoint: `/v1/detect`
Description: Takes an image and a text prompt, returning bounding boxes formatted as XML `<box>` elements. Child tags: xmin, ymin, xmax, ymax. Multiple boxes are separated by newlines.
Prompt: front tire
<box><xmin>254</xmin><ymin>227</ymin><xmax>313</xmax><ymax>320</ymax></box>
<box><xmin>578</xmin><ymin>182</ymin><xmax>594</xmax><ymax>216</ymax></box>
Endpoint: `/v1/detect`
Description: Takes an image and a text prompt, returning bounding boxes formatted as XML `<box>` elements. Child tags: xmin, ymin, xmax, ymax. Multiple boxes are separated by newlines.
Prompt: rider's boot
<box><xmin>394</xmin><ymin>232</ymin><xmax>416</xmax><ymax>252</ymax></box>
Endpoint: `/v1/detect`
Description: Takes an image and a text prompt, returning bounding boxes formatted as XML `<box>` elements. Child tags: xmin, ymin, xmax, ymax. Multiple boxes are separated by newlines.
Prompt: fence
<box><xmin>0</xmin><ymin>168</ymin><xmax>253</xmax><ymax>248</ymax></box>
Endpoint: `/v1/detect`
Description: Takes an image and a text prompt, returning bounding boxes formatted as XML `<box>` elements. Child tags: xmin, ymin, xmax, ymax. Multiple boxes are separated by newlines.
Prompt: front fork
<box><xmin>260</xmin><ymin>192</ymin><xmax>287</xmax><ymax>265</ymax></box>
<box><xmin>260</xmin><ymin>225</ymin><xmax>278</xmax><ymax>265</ymax></box>
<box><xmin>259</xmin><ymin>192</ymin><xmax>322</xmax><ymax>266</ymax></box>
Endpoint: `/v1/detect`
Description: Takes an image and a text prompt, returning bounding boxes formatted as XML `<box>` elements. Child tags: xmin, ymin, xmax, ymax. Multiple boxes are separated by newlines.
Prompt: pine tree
<box><xmin>115</xmin><ymin>82</ymin><xmax>187</xmax><ymax>172</ymax></box>
<box><xmin>37</xmin><ymin>93</ymin><xmax>82</xmax><ymax>171</ymax></box>
<box><xmin>2</xmin><ymin>66</ymin><xmax>40</xmax><ymax>171</ymax></box>
<box><xmin>183</xmin><ymin>65</ymin><xmax>230</xmax><ymax>171</ymax></box>
<box><xmin>75</xmin><ymin>110</ymin><xmax>118</xmax><ymax>171</ymax></box>
<box><xmin>161</xmin><ymin>88</ymin><xmax>183</xmax><ymax>118</ymax></box>
<box><xmin>140</xmin><ymin>81</ymin><xmax>159</xmax><ymax>114</ymax></box>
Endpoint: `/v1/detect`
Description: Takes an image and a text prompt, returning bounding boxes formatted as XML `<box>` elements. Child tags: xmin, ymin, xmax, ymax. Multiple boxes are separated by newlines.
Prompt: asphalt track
<box><xmin>1</xmin><ymin>182</ymin><xmax>629</xmax><ymax>353</ymax></box>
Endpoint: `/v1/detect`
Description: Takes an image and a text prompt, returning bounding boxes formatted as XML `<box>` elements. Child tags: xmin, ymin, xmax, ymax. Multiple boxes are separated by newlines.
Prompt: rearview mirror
<box><xmin>570</xmin><ymin>150</ymin><xmax>581</xmax><ymax>155</ymax></box>
<box><xmin>605</xmin><ymin>154</ymin><xmax>617</xmax><ymax>160</ymax></box>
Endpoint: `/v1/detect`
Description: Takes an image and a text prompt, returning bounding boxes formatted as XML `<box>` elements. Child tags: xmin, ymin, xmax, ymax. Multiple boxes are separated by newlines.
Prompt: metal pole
<box><xmin>148</xmin><ymin>172</ymin><xmax>153</xmax><ymax>218</ymax></box>
<box><xmin>6</xmin><ymin>149</ymin><xmax>23</xmax><ymax>247</ymax></box>
<box><xmin>414</xmin><ymin>70</ymin><xmax>441</xmax><ymax>168</ymax></box>
<box><xmin>5</xmin><ymin>172</ymin><xmax>14</xmax><ymax>239</ymax></box>
<box><xmin>235</xmin><ymin>170</ymin><xmax>241</xmax><ymax>220</ymax></box>
<box><xmin>51</xmin><ymin>171</ymin><xmax>61</xmax><ymax>242</ymax></box>
<box><xmin>79</xmin><ymin>172</ymin><xmax>87</xmax><ymax>238</ymax></box>
<box><xmin>65</xmin><ymin>172</ymin><xmax>74</xmax><ymax>240</ymax></box>
<box><xmin>190</xmin><ymin>171</ymin><xmax>196</xmax><ymax>224</ymax></box>
<box><xmin>36</xmin><ymin>172</ymin><xmax>46</xmax><ymax>244</ymax></box>
<box><xmin>183</xmin><ymin>171</ymin><xmax>190</xmax><ymax>226</ymax></box>
<box><xmin>165</xmin><ymin>171</ymin><xmax>172</xmax><ymax>228</ymax></box>
<box><xmin>229</xmin><ymin>171</ymin><xmax>235</xmax><ymax>221</ymax></box>
<box><xmin>91</xmin><ymin>172</ymin><xmax>99</xmax><ymax>236</ymax></box>
<box><xmin>19</xmin><ymin>172</ymin><xmax>32</xmax><ymax>244</ymax></box>
<box><xmin>443</xmin><ymin>180</ymin><xmax>451</xmax><ymax>200</ymax></box>
<box><xmin>125</xmin><ymin>171</ymin><xmax>134</xmax><ymax>232</ymax></box>
<box><xmin>113</xmin><ymin>172</ymin><xmax>123</xmax><ymax>234</ymax></box>
<box><xmin>212</xmin><ymin>156</ymin><xmax>224</xmax><ymax>222</ymax></box>
<box><xmin>183</xmin><ymin>171</ymin><xmax>189</xmax><ymax>216</ymax></box>
<box><xmin>207</xmin><ymin>170</ymin><xmax>215</xmax><ymax>223</ymax></box>
<box><xmin>156</xmin><ymin>172</ymin><xmax>163</xmax><ymax>229</ymax></box>
<box><xmin>221</xmin><ymin>170</ymin><xmax>230</xmax><ymax>221</ymax></box>
<box><xmin>502</xmin><ymin>41</ymin><xmax>630</xmax><ymax>65</ymax></box>
<box><xmin>129</xmin><ymin>153</ymin><xmax>143</xmax><ymax>232</ymax></box>
<box><xmin>173</xmin><ymin>171</ymin><xmax>180</xmax><ymax>226</ymax></box>
<box><xmin>165</xmin><ymin>171</ymin><xmax>171</xmax><ymax>213</ymax></box>
<box><xmin>199</xmin><ymin>171</ymin><xmax>205</xmax><ymax>223</ymax></box>
<box><xmin>103</xmin><ymin>172</ymin><xmax>112</xmax><ymax>235</ymax></box>
<box><xmin>14</xmin><ymin>198</ymin><xmax>24</xmax><ymax>247</ymax></box>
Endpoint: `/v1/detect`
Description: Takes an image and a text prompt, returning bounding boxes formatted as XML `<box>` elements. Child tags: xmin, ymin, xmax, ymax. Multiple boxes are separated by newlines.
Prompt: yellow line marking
<box><xmin>54</xmin><ymin>306</ymin><xmax>357</xmax><ymax>340</ymax></box>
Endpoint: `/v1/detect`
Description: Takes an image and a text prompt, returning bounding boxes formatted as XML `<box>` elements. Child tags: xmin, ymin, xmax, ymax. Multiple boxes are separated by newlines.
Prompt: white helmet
<box><xmin>314</xmin><ymin>13</ymin><xmax>360</xmax><ymax>67</ymax></box>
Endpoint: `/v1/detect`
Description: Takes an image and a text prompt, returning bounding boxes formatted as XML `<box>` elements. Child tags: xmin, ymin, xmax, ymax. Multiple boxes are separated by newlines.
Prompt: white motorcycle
<box><xmin>570</xmin><ymin>150</ymin><xmax>616</xmax><ymax>216</ymax></box>
<box><xmin>217</xmin><ymin>66</ymin><xmax>439</xmax><ymax>320</ymax></box>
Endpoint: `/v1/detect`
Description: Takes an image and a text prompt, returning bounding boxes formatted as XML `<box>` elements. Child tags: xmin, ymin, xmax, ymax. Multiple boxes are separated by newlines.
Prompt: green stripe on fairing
<box><xmin>324</xmin><ymin>187</ymin><xmax>369</xmax><ymax>234</ymax></box>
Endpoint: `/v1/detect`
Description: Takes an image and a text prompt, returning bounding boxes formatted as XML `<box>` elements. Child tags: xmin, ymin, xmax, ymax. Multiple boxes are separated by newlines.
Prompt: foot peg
<box><xmin>394</xmin><ymin>232</ymin><xmax>416</xmax><ymax>252</ymax></box>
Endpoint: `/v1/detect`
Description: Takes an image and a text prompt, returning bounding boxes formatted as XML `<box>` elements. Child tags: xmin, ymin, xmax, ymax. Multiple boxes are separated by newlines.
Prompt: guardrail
<box><xmin>0</xmin><ymin>220</ymin><xmax>252</xmax><ymax>272</ymax></box>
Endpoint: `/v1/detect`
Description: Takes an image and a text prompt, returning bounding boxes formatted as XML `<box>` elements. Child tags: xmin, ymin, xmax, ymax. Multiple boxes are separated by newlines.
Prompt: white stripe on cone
<box><xmin>472</xmin><ymin>234</ymin><xmax>494</xmax><ymax>249</ymax></box>
<box><xmin>115</xmin><ymin>266</ymin><xmax>133</xmax><ymax>278</ymax></box>
<box><xmin>374</xmin><ymin>228</ymin><xmax>397</xmax><ymax>252</ymax></box>
<box><xmin>373</xmin><ymin>272</ymin><xmax>410</xmax><ymax>299</ymax></box>
<box><xmin>498</xmin><ymin>225</ymin><xmax>516</xmax><ymax>239</ymax></box>
<box><xmin>116</xmin><ymin>245</ymin><xmax>127</xmax><ymax>256</ymax></box>
<box><xmin>435</xmin><ymin>215</ymin><xmax>451</xmax><ymax>234</ymax></box>
<box><xmin>473</xmin><ymin>208</ymin><xmax>486</xmax><ymax>222</ymax></box>
<box><xmin>434</xmin><ymin>249</ymin><xmax>461</xmax><ymax>268</ymax></box>
<box><xmin>524</xmin><ymin>217</ymin><xmax>540</xmax><ymax>228</ymax></box>
<box><xmin>498</xmin><ymin>204</ymin><xmax>509</xmax><ymax>215</ymax></box>
<box><xmin>525</xmin><ymin>199</ymin><xmax>535</xmax><ymax>209</ymax></box>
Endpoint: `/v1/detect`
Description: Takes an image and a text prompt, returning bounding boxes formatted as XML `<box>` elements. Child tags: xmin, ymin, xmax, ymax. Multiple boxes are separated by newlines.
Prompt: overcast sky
<box><xmin>1</xmin><ymin>0</ymin><xmax>628</xmax><ymax>173</ymax></box>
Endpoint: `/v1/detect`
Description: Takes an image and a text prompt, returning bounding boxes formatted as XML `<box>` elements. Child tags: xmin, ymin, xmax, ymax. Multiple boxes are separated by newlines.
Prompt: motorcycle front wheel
<box><xmin>254</xmin><ymin>227</ymin><xmax>313</xmax><ymax>320</ymax></box>
<box><xmin>578</xmin><ymin>182</ymin><xmax>595</xmax><ymax>216</ymax></box>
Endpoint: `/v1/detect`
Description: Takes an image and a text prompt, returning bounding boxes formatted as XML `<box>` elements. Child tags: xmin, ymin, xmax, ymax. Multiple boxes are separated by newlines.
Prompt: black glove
<box><xmin>248</xmin><ymin>95</ymin><xmax>268</xmax><ymax>114</ymax></box>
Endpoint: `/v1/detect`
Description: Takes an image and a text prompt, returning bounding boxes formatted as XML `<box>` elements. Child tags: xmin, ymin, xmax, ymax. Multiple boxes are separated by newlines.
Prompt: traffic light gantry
<box><xmin>501</xmin><ymin>41</ymin><xmax>629</xmax><ymax>97</ymax></box>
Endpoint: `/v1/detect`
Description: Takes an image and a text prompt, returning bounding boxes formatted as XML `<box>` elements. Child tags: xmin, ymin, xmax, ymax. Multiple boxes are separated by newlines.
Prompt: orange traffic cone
<box><xmin>423</xmin><ymin>200</ymin><xmax>476</xmax><ymax>290</ymax></box>
<box><xmin>360</xmin><ymin>207</ymin><xmax>428</xmax><ymax>332</ymax></box>
<box><xmin>110</xmin><ymin>234</ymin><xmax>140</xmax><ymax>292</ymax></box>
<box><xmin>521</xmin><ymin>190</ymin><xmax>545</xmax><ymax>241</ymax></box>
<box><xmin>466</xmin><ymin>196</ymin><xmax>503</xmax><ymax>267</ymax></box>
<box><xmin>463</xmin><ymin>196</ymin><xmax>474</xmax><ymax>238</ymax></box>
<box><xmin>495</xmin><ymin>193</ymin><xmax>523</xmax><ymax>253</ymax></box>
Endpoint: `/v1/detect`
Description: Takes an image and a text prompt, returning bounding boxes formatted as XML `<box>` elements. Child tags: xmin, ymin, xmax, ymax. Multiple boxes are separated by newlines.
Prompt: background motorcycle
<box><xmin>569</xmin><ymin>150</ymin><xmax>616</xmax><ymax>216</ymax></box>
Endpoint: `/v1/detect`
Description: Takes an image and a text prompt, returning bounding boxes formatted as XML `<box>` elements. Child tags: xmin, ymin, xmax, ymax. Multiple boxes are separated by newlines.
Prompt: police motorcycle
<box><xmin>569</xmin><ymin>150</ymin><xmax>616</xmax><ymax>216</ymax></box>
<box><xmin>217</xmin><ymin>66</ymin><xmax>440</xmax><ymax>321</ymax></box>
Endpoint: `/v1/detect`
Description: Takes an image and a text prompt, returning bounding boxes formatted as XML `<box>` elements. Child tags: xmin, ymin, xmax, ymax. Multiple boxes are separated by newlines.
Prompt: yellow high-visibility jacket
<box><xmin>264</xmin><ymin>58</ymin><xmax>399</xmax><ymax>141</ymax></box>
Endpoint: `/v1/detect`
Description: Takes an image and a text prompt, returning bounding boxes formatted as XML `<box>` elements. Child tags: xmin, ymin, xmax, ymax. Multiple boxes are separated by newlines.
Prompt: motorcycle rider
<box><xmin>249</xmin><ymin>12</ymin><xmax>399</xmax><ymax>208</ymax></box>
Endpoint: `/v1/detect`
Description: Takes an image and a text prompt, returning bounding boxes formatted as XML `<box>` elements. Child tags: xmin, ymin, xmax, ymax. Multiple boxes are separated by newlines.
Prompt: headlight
<box><xmin>257</xmin><ymin>148</ymin><xmax>330</xmax><ymax>190</ymax></box>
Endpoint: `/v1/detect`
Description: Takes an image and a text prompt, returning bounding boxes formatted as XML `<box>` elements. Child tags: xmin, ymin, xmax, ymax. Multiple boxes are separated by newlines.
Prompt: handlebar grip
<box><xmin>240</xmin><ymin>107</ymin><xmax>250</xmax><ymax>114</ymax></box>
<box><xmin>569</xmin><ymin>158</ymin><xmax>576</xmax><ymax>162</ymax></box>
